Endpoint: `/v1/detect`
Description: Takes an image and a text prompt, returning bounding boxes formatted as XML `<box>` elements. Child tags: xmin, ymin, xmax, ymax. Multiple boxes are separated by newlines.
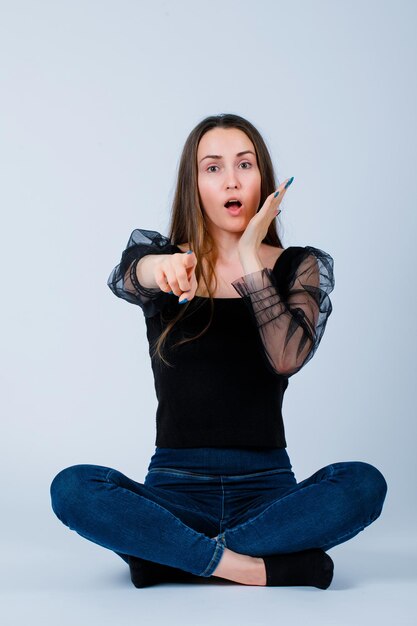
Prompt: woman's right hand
<box><xmin>154</xmin><ymin>251</ymin><xmax>198</xmax><ymax>303</ymax></box>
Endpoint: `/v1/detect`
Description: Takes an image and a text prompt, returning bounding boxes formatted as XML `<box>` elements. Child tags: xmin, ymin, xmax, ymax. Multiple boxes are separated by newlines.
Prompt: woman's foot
<box><xmin>210</xmin><ymin>543</ymin><xmax>333</xmax><ymax>589</ymax></box>
<box><xmin>128</xmin><ymin>555</ymin><xmax>195</xmax><ymax>588</ymax></box>
<box><xmin>263</xmin><ymin>549</ymin><xmax>334</xmax><ymax>589</ymax></box>
<box><xmin>211</xmin><ymin>547</ymin><xmax>267</xmax><ymax>586</ymax></box>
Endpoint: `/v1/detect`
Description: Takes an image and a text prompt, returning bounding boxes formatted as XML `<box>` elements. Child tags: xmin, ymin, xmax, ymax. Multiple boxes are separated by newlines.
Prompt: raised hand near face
<box><xmin>238</xmin><ymin>176</ymin><xmax>294</xmax><ymax>254</ymax></box>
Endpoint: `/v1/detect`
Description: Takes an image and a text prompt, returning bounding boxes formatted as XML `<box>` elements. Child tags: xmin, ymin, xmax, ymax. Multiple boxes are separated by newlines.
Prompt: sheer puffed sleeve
<box><xmin>107</xmin><ymin>228</ymin><xmax>176</xmax><ymax>317</ymax></box>
<box><xmin>231</xmin><ymin>246</ymin><xmax>335</xmax><ymax>377</ymax></box>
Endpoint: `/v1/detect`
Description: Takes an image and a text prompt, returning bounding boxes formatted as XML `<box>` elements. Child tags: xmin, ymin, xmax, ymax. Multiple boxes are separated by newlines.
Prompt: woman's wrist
<box><xmin>238</xmin><ymin>247</ymin><xmax>263</xmax><ymax>275</ymax></box>
<box><xmin>135</xmin><ymin>254</ymin><xmax>169</xmax><ymax>289</ymax></box>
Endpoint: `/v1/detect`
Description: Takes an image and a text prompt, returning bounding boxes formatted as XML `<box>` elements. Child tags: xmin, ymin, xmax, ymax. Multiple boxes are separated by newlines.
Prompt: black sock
<box><xmin>262</xmin><ymin>548</ymin><xmax>334</xmax><ymax>589</ymax></box>
<box><xmin>128</xmin><ymin>555</ymin><xmax>197</xmax><ymax>588</ymax></box>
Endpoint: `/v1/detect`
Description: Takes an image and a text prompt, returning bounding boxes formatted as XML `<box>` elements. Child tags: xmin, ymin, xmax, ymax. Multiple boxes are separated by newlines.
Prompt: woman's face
<box><xmin>196</xmin><ymin>127</ymin><xmax>262</xmax><ymax>235</ymax></box>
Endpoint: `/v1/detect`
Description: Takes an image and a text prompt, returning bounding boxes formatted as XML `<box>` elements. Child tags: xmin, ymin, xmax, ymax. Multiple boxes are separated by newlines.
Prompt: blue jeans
<box><xmin>50</xmin><ymin>447</ymin><xmax>387</xmax><ymax>578</ymax></box>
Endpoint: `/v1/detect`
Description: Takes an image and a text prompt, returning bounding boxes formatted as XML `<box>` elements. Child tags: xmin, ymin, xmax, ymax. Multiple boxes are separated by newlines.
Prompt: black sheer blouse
<box><xmin>108</xmin><ymin>228</ymin><xmax>335</xmax><ymax>377</ymax></box>
<box><xmin>107</xmin><ymin>229</ymin><xmax>335</xmax><ymax>447</ymax></box>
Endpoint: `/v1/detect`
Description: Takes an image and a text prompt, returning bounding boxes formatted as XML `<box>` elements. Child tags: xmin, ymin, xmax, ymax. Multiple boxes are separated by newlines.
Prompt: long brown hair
<box><xmin>152</xmin><ymin>113</ymin><xmax>284</xmax><ymax>366</ymax></box>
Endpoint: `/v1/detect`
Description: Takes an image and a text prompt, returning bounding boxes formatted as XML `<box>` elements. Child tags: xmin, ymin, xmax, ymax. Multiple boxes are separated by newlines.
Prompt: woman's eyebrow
<box><xmin>199</xmin><ymin>150</ymin><xmax>256</xmax><ymax>164</ymax></box>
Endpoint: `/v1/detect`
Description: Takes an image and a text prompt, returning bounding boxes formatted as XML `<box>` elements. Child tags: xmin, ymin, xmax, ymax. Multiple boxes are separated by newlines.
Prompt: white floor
<box><xmin>3</xmin><ymin>528</ymin><xmax>416</xmax><ymax>626</ymax></box>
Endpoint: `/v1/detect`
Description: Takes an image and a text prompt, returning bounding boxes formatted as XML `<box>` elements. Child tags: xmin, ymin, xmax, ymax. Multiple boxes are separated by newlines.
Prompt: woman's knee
<box><xmin>348</xmin><ymin>461</ymin><xmax>388</xmax><ymax>518</ymax></box>
<box><xmin>50</xmin><ymin>464</ymin><xmax>107</xmax><ymax>523</ymax></box>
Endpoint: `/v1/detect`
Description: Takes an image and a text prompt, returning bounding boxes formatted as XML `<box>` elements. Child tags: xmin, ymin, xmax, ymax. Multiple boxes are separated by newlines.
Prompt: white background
<box><xmin>1</xmin><ymin>1</ymin><xmax>416</xmax><ymax>624</ymax></box>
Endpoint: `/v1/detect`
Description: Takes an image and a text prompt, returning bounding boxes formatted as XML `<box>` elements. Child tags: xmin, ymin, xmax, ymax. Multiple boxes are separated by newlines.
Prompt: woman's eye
<box><xmin>207</xmin><ymin>162</ymin><xmax>252</xmax><ymax>173</ymax></box>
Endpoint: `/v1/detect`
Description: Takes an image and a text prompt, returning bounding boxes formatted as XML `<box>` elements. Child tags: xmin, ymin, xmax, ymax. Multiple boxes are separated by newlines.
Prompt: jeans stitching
<box><xmin>225</xmin><ymin>469</ymin><xmax>293</xmax><ymax>480</ymax></box>
<box><xmin>219</xmin><ymin>476</ymin><xmax>225</xmax><ymax>534</ymax></box>
<box><xmin>147</xmin><ymin>467</ymin><xmax>292</xmax><ymax>480</ymax></box>
<box><xmin>320</xmin><ymin>522</ymin><xmax>367</xmax><ymax>551</ymax></box>
<box><xmin>147</xmin><ymin>468</ymin><xmax>217</xmax><ymax>480</ymax></box>
<box><xmin>200</xmin><ymin>540</ymin><xmax>224</xmax><ymax>577</ymax></box>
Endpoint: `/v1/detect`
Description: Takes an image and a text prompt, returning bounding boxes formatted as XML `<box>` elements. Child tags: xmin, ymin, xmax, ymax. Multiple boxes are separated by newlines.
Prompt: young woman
<box><xmin>50</xmin><ymin>113</ymin><xmax>387</xmax><ymax>589</ymax></box>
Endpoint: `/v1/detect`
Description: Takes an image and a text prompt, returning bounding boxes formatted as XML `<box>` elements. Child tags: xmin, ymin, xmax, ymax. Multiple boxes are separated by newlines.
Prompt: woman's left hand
<box><xmin>238</xmin><ymin>177</ymin><xmax>293</xmax><ymax>253</ymax></box>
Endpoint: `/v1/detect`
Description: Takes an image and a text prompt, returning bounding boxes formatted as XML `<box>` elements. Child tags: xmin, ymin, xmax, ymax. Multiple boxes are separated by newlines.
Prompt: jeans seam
<box><xmin>225</xmin><ymin>469</ymin><xmax>293</xmax><ymax>480</ymax></box>
<box><xmin>147</xmin><ymin>468</ymin><xmax>217</xmax><ymax>480</ymax></box>
<box><xmin>147</xmin><ymin>468</ymin><xmax>292</xmax><ymax>480</ymax></box>
<box><xmin>320</xmin><ymin>522</ymin><xmax>367</xmax><ymax>551</ymax></box>
<box><xmin>200</xmin><ymin>540</ymin><xmax>225</xmax><ymax>577</ymax></box>
<box><xmin>219</xmin><ymin>476</ymin><xmax>225</xmax><ymax>534</ymax></box>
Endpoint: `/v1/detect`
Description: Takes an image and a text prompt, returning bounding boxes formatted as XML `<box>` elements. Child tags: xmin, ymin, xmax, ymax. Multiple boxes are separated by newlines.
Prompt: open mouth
<box><xmin>224</xmin><ymin>200</ymin><xmax>242</xmax><ymax>209</ymax></box>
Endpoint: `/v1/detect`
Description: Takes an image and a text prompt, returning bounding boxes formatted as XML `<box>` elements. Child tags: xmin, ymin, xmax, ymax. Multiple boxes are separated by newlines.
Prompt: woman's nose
<box><xmin>226</xmin><ymin>173</ymin><xmax>239</xmax><ymax>189</ymax></box>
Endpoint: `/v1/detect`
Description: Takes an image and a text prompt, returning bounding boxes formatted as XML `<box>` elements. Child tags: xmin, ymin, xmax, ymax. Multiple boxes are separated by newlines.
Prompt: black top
<box><xmin>107</xmin><ymin>228</ymin><xmax>335</xmax><ymax>448</ymax></box>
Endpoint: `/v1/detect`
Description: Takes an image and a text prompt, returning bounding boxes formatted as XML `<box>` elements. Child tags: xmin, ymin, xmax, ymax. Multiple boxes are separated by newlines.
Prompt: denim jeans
<box><xmin>50</xmin><ymin>447</ymin><xmax>387</xmax><ymax>578</ymax></box>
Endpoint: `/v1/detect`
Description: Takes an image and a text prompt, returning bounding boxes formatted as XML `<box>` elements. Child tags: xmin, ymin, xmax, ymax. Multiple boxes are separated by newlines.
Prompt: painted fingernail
<box><xmin>179</xmin><ymin>298</ymin><xmax>188</xmax><ymax>304</ymax></box>
<box><xmin>168</xmin><ymin>290</ymin><xmax>173</xmax><ymax>294</ymax></box>
<box><xmin>284</xmin><ymin>176</ymin><xmax>294</xmax><ymax>189</ymax></box>
<box><xmin>273</xmin><ymin>190</ymin><xmax>280</xmax><ymax>198</ymax></box>
<box><xmin>186</xmin><ymin>250</ymin><xmax>193</xmax><ymax>254</ymax></box>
